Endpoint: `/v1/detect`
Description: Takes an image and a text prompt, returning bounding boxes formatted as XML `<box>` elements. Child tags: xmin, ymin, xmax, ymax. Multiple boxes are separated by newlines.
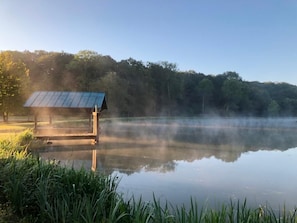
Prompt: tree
<box><xmin>96</xmin><ymin>71</ymin><xmax>130</xmax><ymax>116</ymax></box>
<box><xmin>223</xmin><ymin>71</ymin><xmax>242</xmax><ymax>81</ymax></box>
<box><xmin>181</xmin><ymin>72</ymin><xmax>205</xmax><ymax>115</ymax></box>
<box><xmin>267</xmin><ymin>100</ymin><xmax>280</xmax><ymax>116</ymax></box>
<box><xmin>147</xmin><ymin>62</ymin><xmax>181</xmax><ymax>115</ymax></box>
<box><xmin>0</xmin><ymin>52</ymin><xmax>29</xmax><ymax>121</ymax></box>
<box><xmin>247</xmin><ymin>82</ymin><xmax>271</xmax><ymax>116</ymax></box>
<box><xmin>198</xmin><ymin>78</ymin><xmax>214</xmax><ymax>113</ymax></box>
<box><xmin>66</xmin><ymin>50</ymin><xmax>116</xmax><ymax>91</ymax></box>
<box><xmin>117</xmin><ymin>58</ymin><xmax>154</xmax><ymax>116</ymax></box>
<box><xmin>222</xmin><ymin>78</ymin><xmax>245</xmax><ymax>114</ymax></box>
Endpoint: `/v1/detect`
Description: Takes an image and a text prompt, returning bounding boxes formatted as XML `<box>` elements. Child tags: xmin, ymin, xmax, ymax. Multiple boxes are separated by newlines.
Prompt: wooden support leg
<box><xmin>49</xmin><ymin>115</ymin><xmax>52</xmax><ymax>125</ymax></box>
<box><xmin>92</xmin><ymin>111</ymin><xmax>100</xmax><ymax>144</ymax></box>
<box><xmin>89</xmin><ymin>114</ymin><xmax>92</xmax><ymax>132</ymax></box>
<box><xmin>34</xmin><ymin>114</ymin><xmax>38</xmax><ymax>131</ymax></box>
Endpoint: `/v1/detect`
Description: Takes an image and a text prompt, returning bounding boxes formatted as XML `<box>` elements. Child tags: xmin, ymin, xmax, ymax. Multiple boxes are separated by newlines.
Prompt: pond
<box><xmin>38</xmin><ymin>117</ymin><xmax>297</xmax><ymax>211</ymax></box>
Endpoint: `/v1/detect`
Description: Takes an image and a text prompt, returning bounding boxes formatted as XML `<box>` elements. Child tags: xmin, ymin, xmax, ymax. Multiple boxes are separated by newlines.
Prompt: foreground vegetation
<box><xmin>0</xmin><ymin>130</ymin><xmax>297</xmax><ymax>222</ymax></box>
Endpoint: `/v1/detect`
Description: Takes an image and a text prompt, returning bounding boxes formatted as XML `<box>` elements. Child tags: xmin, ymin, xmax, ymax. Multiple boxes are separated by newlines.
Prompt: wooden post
<box><xmin>88</xmin><ymin>113</ymin><xmax>92</xmax><ymax>132</ymax></box>
<box><xmin>92</xmin><ymin>105</ymin><xmax>100</xmax><ymax>144</ymax></box>
<box><xmin>34</xmin><ymin>114</ymin><xmax>38</xmax><ymax>131</ymax></box>
<box><xmin>49</xmin><ymin>115</ymin><xmax>52</xmax><ymax>125</ymax></box>
<box><xmin>91</xmin><ymin>149</ymin><xmax>97</xmax><ymax>171</ymax></box>
<box><xmin>96</xmin><ymin>112</ymin><xmax>100</xmax><ymax>143</ymax></box>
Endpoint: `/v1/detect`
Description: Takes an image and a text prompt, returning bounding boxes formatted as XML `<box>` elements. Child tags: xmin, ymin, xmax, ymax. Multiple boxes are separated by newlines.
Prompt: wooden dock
<box><xmin>33</xmin><ymin>110</ymin><xmax>101</xmax><ymax>144</ymax></box>
<box><xmin>34</xmin><ymin>133</ymin><xmax>97</xmax><ymax>140</ymax></box>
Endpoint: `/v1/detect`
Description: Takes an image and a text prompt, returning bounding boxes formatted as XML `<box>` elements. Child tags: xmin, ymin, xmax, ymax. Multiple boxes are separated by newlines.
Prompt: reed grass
<box><xmin>1</xmin><ymin>130</ymin><xmax>297</xmax><ymax>222</ymax></box>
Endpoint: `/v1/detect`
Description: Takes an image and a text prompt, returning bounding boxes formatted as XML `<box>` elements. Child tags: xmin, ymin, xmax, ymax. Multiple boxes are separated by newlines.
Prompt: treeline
<box><xmin>1</xmin><ymin>50</ymin><xmax>297</xmax><ymax>118</ymax></box>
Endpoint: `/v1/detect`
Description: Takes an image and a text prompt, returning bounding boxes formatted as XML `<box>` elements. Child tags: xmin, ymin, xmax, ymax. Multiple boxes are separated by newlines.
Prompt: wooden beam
<box><xmin>34</xmin><ymin>114</ymin><xmax>38</xmax><ymax>131</ymax></box>
<box><xmin>35</xmin><ymin>133</ymin><xmax>97</xmax><ymax>140</ymax></box>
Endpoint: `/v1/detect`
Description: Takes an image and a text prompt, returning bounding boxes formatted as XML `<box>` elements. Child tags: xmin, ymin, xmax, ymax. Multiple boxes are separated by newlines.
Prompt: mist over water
<box><xmin>102</xmin><ymin>117</ymin><xmax>297</xmax><ymax>151</ymax></box>
<box><xmin>38</xmin><ymin>117</ymin><xmax>297</xmax><ymax>210</ymax></box>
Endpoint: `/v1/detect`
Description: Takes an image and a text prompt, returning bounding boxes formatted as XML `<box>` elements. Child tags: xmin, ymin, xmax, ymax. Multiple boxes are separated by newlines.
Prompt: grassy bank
<box><xmin>0</xmin><ymin>130</ymin><xmax>297</xmax><ymax>222</ymax></box>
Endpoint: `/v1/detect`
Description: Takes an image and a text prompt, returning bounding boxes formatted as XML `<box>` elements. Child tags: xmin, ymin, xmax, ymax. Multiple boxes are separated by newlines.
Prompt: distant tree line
<box><xmin>1</xmin><ymin>50</ymin><xmax>297</xmax><ymax>120</ymax></box>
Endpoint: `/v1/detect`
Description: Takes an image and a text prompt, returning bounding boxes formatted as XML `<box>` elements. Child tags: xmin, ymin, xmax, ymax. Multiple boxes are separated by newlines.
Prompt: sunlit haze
<box><xmin>0</xmin><ymin>0</ymin><xmax>296</xmax><ymax>85</ymax></box>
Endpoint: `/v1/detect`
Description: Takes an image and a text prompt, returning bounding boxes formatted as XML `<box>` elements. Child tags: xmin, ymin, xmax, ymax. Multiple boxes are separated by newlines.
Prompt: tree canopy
<box><xmin>2</xmin><ymin>50</ymin><xmax>297</xmax><ymax>118</ymax></box>
<box><xmin>0</xmin><ymin>51</ymin><xmax>29</xmax><ymax>121</ymax></box>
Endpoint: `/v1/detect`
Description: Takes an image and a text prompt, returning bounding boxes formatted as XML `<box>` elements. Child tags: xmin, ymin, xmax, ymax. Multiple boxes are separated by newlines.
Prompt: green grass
<box><xmin>1</xmin><ymin>129</ymin><xmax>297</xmax><ymax>222</ymax></box>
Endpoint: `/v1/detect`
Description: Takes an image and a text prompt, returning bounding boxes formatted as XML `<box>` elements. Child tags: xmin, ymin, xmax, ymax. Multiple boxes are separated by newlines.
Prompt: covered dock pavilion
<box><xmin>24</xmin><ymin>91</ymin><xmax>107</xmax><ymax>144</ymax></box>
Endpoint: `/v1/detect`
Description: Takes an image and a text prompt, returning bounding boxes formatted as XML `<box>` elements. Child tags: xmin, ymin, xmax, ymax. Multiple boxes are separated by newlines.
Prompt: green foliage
<box><xmin>0</xmin><ymin>51</ymin><xmax>29</xmax><ymax>121</ymax></box>
<box><xmin>222</xmin><ymin>77</ymin><xmax>248</xmax><ymax>114</ymax></box>
<box><xmin>0</xmin><ymin>130</ymin><xmax>33</xmax><ymax>158</ymax></box>
<box><xmin>198</xmin><ymin>78</ymin><xmax>214</xmax><ymax>113</ymax></box>
<box><xmin>4</xmin><ymin>50</ymin><xmax>297</xmax><ymax>117</ymax></box>
<box><xmin>268</xmin><ymin>100</ymin><xmax>280</xmax><ymax>116</ymax></box>
<box><xmin>0</xmin><ymin>155</ymin><xmax>121</xmax><ymax>222</ymax></box>
<box><xmin>16</xmin><ymin>129</ymin><xmax>34</xmax><ymax>147</ymax></box>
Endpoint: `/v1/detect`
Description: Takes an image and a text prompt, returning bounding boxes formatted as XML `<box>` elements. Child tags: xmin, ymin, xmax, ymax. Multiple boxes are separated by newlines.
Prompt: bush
<box><xmin>0</xmin><ymin>155</ymin><xmax>122</xmax><ymax>222</ymax></box>
<box><xmin>16</xmin><ymin>129</ymin><xmax>34</xmax><ymax>148</ymax></box>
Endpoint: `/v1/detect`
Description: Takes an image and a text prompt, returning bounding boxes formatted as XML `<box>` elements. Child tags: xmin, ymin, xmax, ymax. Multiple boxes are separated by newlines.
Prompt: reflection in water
<box><xmin>116</xmin><ymin>148</ymin><xmax>297</xmax><ymax>211</ymax></box>
<box><xmin>95</xmin><ymin>137</ymin><xmax>243</xmax><ymax>175</ymax></box>
<box><xmin>37</xmin><ymin>118</ymin><xmax>297</xmax><ymax>210</ymax></box>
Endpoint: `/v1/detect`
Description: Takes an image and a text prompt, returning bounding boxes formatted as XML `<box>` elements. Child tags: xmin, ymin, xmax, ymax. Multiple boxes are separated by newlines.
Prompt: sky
<box><xmin>0</xmin><ymin>0</ymin><xmax>296</xmax><ymax>85</ymax></box>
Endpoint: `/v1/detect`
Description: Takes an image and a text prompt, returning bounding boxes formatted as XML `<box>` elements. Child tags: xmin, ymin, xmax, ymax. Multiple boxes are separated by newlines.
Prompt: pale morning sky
<box><xmin>0</xmin><ymin>0</ymin><xmax>296</xmax><ymax>85</ymax></box>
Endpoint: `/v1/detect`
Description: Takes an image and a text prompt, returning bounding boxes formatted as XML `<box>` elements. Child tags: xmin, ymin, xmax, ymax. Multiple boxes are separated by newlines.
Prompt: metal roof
<box><xmin>24</xmin><ymin>91</ymin><xmax>107</xmax><ymax>110</ymax></box>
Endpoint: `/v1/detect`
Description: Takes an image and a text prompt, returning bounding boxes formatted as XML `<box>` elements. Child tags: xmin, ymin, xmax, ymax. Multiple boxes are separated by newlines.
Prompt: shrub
<box><xmin>16</xmin><ymin>129</ymin><xmax>34</xmax><ymax>148</ymax></box>
<box><xmin>0</xmin><ymin>155</ymin><xmax>122</xmax><ymax>222</ymax></box>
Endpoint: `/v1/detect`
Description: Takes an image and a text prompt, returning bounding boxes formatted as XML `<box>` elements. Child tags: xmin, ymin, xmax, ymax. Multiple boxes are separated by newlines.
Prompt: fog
<box><xmin>35</xmin><ymin>116</ymin><xmax>297</xmax><ymax>151</ymax></box>
<box><xmin>101</xmin><ymin>117</ymin><xmax>297</xmax><ymax>150</ymax></box>
<box><xmin>36</xmin><ymin>116</ymin><xmax>297</xmax><ymax>172</ymax></box>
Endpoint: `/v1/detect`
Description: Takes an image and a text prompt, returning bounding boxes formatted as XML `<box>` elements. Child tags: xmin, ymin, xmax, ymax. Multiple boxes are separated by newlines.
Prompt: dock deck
<box><xmin>34</xmin><ymin>133</ymin><xmax>97</xmax><ymax>140</ymax></box>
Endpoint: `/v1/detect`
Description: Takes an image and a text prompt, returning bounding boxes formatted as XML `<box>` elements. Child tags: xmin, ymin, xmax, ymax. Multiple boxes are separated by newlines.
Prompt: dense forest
<box><xmin>1</xmin><ymin>50</ymin><xmax>297</xmax><ymax>120</ymax></box>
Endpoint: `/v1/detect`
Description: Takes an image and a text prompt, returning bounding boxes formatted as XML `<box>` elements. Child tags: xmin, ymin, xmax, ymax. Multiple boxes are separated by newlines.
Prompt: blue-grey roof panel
<box><xmin>24</xmin><ymin>91</ymin><xmax>107</xmax><ymax>110</ymax></box>
<box><xmin>86</xmin><ymin>94</ymin><xmax>97</xmax><ymax>108</ymax></box>
<box><xmin>38</xmin><ymin>92</ymin><xmax>54</xmax><ymax>107</ymax></box>
<box><xmin>47</xmin><ymin>92</ymin><xmax>60</xmax><ymax>107</ymax></box>
<box><xmin>78</xmin><ymin>92</ymin><xmax>91</xmax><ymax>107</ymax></box>
<box><xmin>63</xmin><ymin>92</ymin><xmax>76</xmax><ymax>107</ymax></box>
<box><xmin>55</xmin><ymin>92</ymin><xmax>68</xmax><ymax>107</ymax></box>
<box><xmin>23</xmin><ymin>91</ymin><xmax>40</xmax><ymax>107</ymax></box>
<box><xmin>69</xmin><ymin>93</ymin><xmax>81</xmax><ymax>108</ymax></box>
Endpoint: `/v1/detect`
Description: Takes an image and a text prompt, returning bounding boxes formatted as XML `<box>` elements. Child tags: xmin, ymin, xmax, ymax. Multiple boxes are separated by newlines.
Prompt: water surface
<box><xmin>38</xmin><ymin>117</ymin><xmax>297</xmax><ymax>210</ymax></box>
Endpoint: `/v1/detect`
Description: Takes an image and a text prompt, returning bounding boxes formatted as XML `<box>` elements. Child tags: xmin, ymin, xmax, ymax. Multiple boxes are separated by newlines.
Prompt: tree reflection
<box><xmin>38</xmin><ymin>118</ymin><xmax>297</xmax><ymax>174</ymax></box>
